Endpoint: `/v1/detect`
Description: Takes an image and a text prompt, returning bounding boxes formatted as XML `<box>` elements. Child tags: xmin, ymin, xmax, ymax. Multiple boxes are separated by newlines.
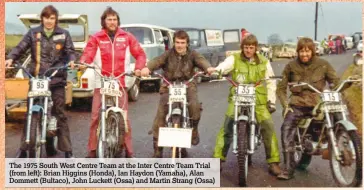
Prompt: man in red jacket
<box><xmin>78</xmin><ymin>7</ymin><xmax>146</xmax><ymax>158</ymax></box>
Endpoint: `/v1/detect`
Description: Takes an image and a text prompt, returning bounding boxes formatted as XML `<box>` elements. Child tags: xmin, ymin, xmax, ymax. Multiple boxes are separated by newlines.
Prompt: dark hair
<box><xmin>241</xmin><ymin>28</ymin><xmax>246</xmax><ymax>32</ymax></box>
<box><xmin>296</xmin><ymin>37</ymin><xmax>316</xmax><ymax>58</ymax></box>
<box><xmin>240</xmin><ymin>34</ymin><xmax>261</xmax><ymax>64</ymax></box>
<box><xmin>101</xmin><ymin>7</ymin><xmax>120</xmax><ymax>29</ymax></box>
<box><xmin>173</xmin><ymin>30</ymin><xmax>190</xmax><ymax>44</ymax></box>
<box><xmin>40</xmin><ymin>5</ymin><xmax>59</xmax><ymax>25</ymax></box>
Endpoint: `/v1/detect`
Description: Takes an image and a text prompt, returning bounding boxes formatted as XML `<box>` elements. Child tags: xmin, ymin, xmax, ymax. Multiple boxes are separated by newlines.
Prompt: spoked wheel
<box><xmin>237</xmin><ymin>120</ymin><xmax>249</xmax><ymax>187</ymax></box>
<box><xmin>28</xmin><ymin>113</ymin><xmax>44</xmax><ymax>158</ymax></box>
<box><xmin>330</xmin><ymin>123</ymin><xmax>362</xmax><ymax>187</ymax></box>
<box><xmin>293</xmin><ymin>138</ymin><xmax>312</xmax><ymax>170</ymax></box>
<box><xmin>97</xmin><ymin>111</ymin><xmax>125</xmax><ymax>158</ymax></box>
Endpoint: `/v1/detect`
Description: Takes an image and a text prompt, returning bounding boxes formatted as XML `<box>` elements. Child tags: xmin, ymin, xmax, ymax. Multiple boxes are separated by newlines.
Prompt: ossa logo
<box><xmin>236</xmin><ymin>74</ymin><xmax>246</xmax><ymax>83</ymax></box>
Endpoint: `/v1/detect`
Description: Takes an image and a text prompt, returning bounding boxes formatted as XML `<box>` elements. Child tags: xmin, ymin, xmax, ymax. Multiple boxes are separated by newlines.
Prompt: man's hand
<box><xmin>68</xmin><ymin>61</ymin><xmax>75</xmax><ymax>70</ymax></box>
<box><xmin>5</xmin><ymin>59</ymin><xmax>13</xmax><ymax>68</ymax></box>
<box><xmin>267</xmin><ymin>101</ymin><xmax>276</xmax><ymax>113</ymax></box>
<box><xmin>141</xmin><ymin>67</ymin><xmax>150</xmax><ymax>77</ymax></box>
<box><xmin>282</xmin><ymin>105</ymin><xmax>293</xmax><ymax>118</ymax></box>
<box><xmin>134</xmin><ymin>69</ymin><xmax>141</xmax><ymax>77</ymax></box>
<box><xmin>207</xmin><ymin>67</ymin><xmax>216</xmax><ymax>75</ymax></box>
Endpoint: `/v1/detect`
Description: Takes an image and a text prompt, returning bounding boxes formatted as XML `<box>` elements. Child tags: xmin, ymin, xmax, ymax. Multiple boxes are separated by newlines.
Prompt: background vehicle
<box><xmin>277</xmin><ymin>42</ymin><xmax>297</xmax><ymax>58</ymax></box>
<box><xmin>122</xmin><ymin>24</ymin><xmax>175</xmax><ymax>92</ymax></box>
<box><xmin>314</xmin><ymin>41</ymin><xmax>325</xmax><ymax>56</ymax></box>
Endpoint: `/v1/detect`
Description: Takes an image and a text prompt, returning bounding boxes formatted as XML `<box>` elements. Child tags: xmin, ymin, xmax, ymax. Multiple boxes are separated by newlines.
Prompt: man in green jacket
<box><xmin>211</xmin><ymin>34</ymin><xmax>281</xmax><ymax>176</ymax></box>
<box><xmin>276</xmin><ymin>37</ymin><xmax>340</xmax><ymax>180</ymax></box>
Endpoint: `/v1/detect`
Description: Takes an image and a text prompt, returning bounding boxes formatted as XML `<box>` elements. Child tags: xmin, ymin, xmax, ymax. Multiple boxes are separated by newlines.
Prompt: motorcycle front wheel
<box><xmin>28</xmin><ymin>113</ymin><xmax>44</xmax><ymax>158</ymax></box>
<box><xmin>330</xmin><ymin>123</ymin><xmax>362</xmax><ymax>187</ymax></box>
<box><xmin>237</xmin><ymin>120</ymin><xmax>249</xmax><ymax>187</ymax></box>
<box><xmin>96</xmin><ymin>111</ymin><xmax>125</xmax><ymax>158</ymax></box>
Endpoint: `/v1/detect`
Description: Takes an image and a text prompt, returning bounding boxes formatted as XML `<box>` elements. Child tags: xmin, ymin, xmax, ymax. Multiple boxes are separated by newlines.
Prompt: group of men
<box><xmin>6</xmin><ymin>5</ymin><xmax>353</xmax><ymax>181</ymax></box>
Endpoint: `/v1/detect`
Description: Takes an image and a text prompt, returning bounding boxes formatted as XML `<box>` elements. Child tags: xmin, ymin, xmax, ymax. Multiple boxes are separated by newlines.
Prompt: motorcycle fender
<box><xmin>105</xmin><ymin>107</ymin><xmax>128</xmax><ymax>133</ymax></box>
<box><xmin>336</xmin><ymin>120</ymin><xmax>357</xmax><ymax>131</ymax></box>
<box><xmin>31</xmin><ymin>105</ymin><xmax>43</xmax><ymax>112</ymax></box>
<box><xmin>171</xmin><ymin>108</ymin><xmax>182</xmax><ymax>116</ymax></box>
<box><xmin>238</xmin><ymin>115</ymin><xmax>249</xmax><ymax>121</ymax></box>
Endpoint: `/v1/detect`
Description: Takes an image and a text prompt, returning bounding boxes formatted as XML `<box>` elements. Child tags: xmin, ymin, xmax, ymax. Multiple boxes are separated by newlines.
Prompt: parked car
<box><xmin>345</xmin><ymin>36</ymin><xmax>354</xmax><ymax>50</ymax></box>
<box><xmin>170</xmin><ymin>27</ymin><xmax>226</xmax><ymax>82</ymax></box>
<box><xmin>314</xmin><ymin>41</ymin><xmax>324</xmax><ymax>56</ymax></box>
<box><xmin>121</xmin><ymin>24</ymin><xmax>175</xmax><ymax>92</ymax></box>
<box><xmin>277</xmin><ymin>42</ymin><xmax>297</xmax><ymax>58</ymax></box>
<box><xmin>357</xmin><ymin>40</ymin><xmax>363</xmax><ymax>53</ymax></box>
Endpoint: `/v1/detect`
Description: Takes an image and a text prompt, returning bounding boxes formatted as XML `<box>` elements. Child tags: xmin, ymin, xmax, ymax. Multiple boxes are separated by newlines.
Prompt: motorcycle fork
<box><xmin>324</xmin><ymin>107</ymin><xmax>342</xmax><ymax>161</ymax></box>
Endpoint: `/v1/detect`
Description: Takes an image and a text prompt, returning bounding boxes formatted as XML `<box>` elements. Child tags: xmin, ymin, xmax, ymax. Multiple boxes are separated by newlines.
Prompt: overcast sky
<box><xmin>5</xmin><ymin>2</ymin><xmax>362</xmax><ymax>43</ymax></box>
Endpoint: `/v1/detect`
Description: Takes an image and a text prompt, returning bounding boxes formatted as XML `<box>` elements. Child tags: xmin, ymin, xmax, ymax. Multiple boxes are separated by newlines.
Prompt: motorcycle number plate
<box><xmin>237</xmin><ymin>85</ymin><xmax>255</xmax><ymax>95</ymax></box>
<box><xmin>169</xmin><ymin>87</ymin><xmax>186</xmax><ymax>102</ymax></box>
<box><xmin>322</xmin><ymin>92</ymin><xmax>340</xmax><ymax>102</ymax></box>
<box><xmin>101</xmin><ymin>80</ymin><xmax>121</xmax><ymax>97</ymax></box>
<box><xmin>31</xmin><ymin>79</ymin><xmax>49</xmax><ymax>92</ymax></box>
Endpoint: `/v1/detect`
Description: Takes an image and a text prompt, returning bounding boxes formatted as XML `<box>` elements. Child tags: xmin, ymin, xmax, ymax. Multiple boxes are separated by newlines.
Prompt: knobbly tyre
<box><xmin>75</xmin><ymin>63</ymin><xmax>135</xmax><ymax>158</ymax></box>
<box><xmin>153</xmin><ymin>71</ymin><xmax>205</xmax><ymax>158</ymax></box>
<box><xmin>210</xmin><ymin>74</ymin><xmax>282</xmax><ymax>187</ymax></box>
<box><xmin>289</xmin><ymin>77</ymin><xmax>362</xmax><ymax>187</ymax></box>
<box><xmin>6</xmin><ymin>63</ymin><xmax>68</xmax><ymax>158</ymax></box>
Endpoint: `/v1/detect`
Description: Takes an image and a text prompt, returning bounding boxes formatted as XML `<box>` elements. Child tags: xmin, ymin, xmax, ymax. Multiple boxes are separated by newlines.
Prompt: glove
<box><xmin>282</xmin><ymin>105</ymin><xmax>293</xmax><ymax>118</ymax></box>
<box><xmin>267</xmin><ymin>101</ymin><xmax>276</xmax><ymax>113</ymax></box>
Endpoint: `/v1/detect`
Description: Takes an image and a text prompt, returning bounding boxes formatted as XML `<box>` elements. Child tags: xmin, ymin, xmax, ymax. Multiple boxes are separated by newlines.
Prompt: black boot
<box><xmin>65</xmin><ymin>151</ymin><xmax>74</xmax><ymax>158</ymax></box>
<box><xmin>277</xmin><ymin>152</ymin><xmax>295</xmax><ymax>180</ymax></box>
<box><xmin>15</xmin><ymin>149</ymin><xmax>27</xmax><ymax>158</ymax></box>
<box><xmin>191</xmin><ymin>120</ymin><xmax>200</xmax><ymax>146</ymax></box>
<box><xmin>152</xmin><ymin>138</ymin><xmax>163</xmax><ymax>158</ymax></box>
<box><xmin>46</xmin><ymin>137</ymin><xmax>58</xmax><ymax>157</ymax></box>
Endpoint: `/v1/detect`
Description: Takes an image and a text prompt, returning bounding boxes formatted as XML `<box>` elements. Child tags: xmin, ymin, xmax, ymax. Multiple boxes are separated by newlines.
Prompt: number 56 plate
<box><xmin>31</xmin><ymin>79</ymin><xmax>48</xmax><ymax>92</ymax></box>
<box><xmin>169</xmin><ymin>86</ymin><xmax>186</xmax><ymax>102</ymax></box>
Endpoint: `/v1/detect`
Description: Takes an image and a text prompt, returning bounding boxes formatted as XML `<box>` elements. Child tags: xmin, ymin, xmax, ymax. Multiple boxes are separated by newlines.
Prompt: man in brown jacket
<box><xmin>276</xmin><ymin>37</ymin><xmax>340</xmax><ymax>179</ymax></box>
<box><xmin>141</xmin><ymin>30</ymin><xmax>215</xmax><ymax>158</ymax></box>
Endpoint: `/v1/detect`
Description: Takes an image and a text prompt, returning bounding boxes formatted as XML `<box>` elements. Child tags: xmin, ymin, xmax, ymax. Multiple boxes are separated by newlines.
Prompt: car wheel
<box><xmin>128</xmin><ymin>83</ymin><xmax>139</xmax><ymax>102</ymax></box>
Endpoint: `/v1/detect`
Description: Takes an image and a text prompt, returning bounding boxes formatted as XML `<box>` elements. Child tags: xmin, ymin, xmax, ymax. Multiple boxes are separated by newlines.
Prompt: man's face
<box><xmin>105</xmin><ymin>14</ymin><xmax>118</xmax><ymax>32</ymax></box>
<box><xmin>298</xmin><ymin>47</ymin><xmax>313</xmax><ymax>63</ymax></box>
<box><xmin>42</xmin><ymin>15</ymin><xmax>56</xmax><ymax>30</ymax></box>
<box><xmin>174</xmin><ymin>37</ymin><xmax>188</xmax><ymax>54</ymax></box>
<box><xmin>243</xmin><ymin>45</ymin><xmax>256</xmax><ymax>59</ymax></box>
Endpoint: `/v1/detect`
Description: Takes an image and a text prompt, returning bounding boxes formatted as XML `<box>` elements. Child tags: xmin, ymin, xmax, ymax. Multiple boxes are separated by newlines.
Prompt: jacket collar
<box><xmin>101</xmin><ymin>28</ymin><xmax>126</xmax><ymax>37</ymax></box>
<box><xmin>33</xmin><ymin>25</ymin><xmax>64</xmax><ymax>35</ymax></box>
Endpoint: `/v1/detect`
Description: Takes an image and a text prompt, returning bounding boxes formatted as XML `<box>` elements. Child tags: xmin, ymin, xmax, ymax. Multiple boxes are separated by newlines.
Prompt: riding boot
<box><xmin>191</xmin><ymin>120</ymin><xmax>200</xmax><ymax>146</ymax></box>
<box><xmin>152</xmin><ymin>137</ymin><xmax>163</xmax><ymax>158</ymax></box>
<box><xmin>181</xmin><ymin>148</ymin><xmax>188</xmax><ymax>158</ymax></box>
<box><xmin>46</xmin><ymin>137</ymin><xmax>58</xmax><ymax>157</ymax></box>
<box><xmin>277</xmin><ymin>152</ymin><xmax>295</xmax><ymax>180</ymax></box>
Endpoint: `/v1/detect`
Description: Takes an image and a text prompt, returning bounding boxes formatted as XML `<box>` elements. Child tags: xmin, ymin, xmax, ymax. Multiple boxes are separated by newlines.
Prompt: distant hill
<box><xmin>6</xmin><ymin>22</ymin><xmax>27</xmax><ymax>35</ymax></box>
